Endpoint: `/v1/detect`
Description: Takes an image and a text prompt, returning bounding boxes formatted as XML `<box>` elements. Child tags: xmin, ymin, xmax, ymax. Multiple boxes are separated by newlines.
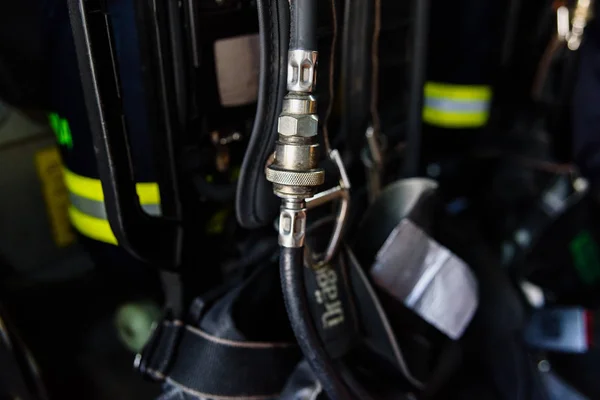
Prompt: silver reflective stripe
<box><xmin>69</xmin><ymin>193</ymin><xmax>161</xmax><ymax>220</ymax></box>
<box><xmin>371</xmin><ymin>219</ymin><xmax>478</xmax><ymax>340</ymax></box>
<box><xmin>424</xmin><ymin>97</ymin><xmax>489</xmax><ymax>113</ymax></box>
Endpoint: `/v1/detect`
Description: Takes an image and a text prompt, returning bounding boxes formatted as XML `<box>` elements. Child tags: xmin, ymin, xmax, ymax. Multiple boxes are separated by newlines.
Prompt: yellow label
<box><xmin>35</xmin><ymin>147</ymin><xmax>75</xmax><ymax>247</ymax></box>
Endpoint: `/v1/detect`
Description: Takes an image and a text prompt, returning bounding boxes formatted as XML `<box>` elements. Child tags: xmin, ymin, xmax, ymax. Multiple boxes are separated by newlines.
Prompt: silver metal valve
<box><xmin>266</xmin><ymin>50</ymin><xmax>323</xmax><ymax>248</ymax></box>
<box><xmin>266</xmin><ymin>48</ymin><xmax>351</xmax><ymax>266</ymax></box>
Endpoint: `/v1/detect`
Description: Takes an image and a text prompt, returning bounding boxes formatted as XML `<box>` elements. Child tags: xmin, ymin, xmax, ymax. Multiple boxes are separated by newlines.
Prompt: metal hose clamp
<box><xmin>288</xmin><ymin>50</ymin><xmax>318</xmax><ymax>92</ymax></box>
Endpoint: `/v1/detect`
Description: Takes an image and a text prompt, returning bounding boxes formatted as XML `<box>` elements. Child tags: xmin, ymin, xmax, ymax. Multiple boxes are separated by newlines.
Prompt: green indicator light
<box><xmin>570</xmin><ymin>230</ymin><xmax>600</xmax><ymax>285</ymax></box>
<box><xmin>48</xmin><ymin>113</ymin><xmax>73</xmax><ymax>150</ymax></box>
<box><xmin>49</xmin><ymin>113</ymin><xmax>58</xmax><ymax>133</ymax></box>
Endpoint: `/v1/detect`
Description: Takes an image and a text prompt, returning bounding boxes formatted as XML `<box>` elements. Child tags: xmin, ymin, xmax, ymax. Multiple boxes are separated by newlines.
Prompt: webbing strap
<box><xmin>141</xmin><ymin>321</ymin><xmax>301</xmax><ymax>400</ymax></box>
<box><xmin>423</xmin><ymin>82</ymin><xmax>492</xmax><ymax>128</ymax></box>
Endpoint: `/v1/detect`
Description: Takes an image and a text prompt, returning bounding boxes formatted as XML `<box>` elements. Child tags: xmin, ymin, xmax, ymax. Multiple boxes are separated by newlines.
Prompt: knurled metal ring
<box><xmin>266</xmin><ymin>167</ymin><xmax>325</xmax><ymax>187</ymax></box>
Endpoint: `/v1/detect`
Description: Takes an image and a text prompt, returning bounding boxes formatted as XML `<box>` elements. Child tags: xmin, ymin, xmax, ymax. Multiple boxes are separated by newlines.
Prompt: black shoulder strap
<box><xmin>236</xmin><ymin>0</ymin><xmax>289</xmax><ymax>229</ymax></box>
<box><xmin>139</xmin><ymin>320</ymin><xmax>300</xmax><ymax>399</ymax></box>
<box><xmin>338</xmin><ymin>0</ymin><xmax>375</xmax><ymax>158</ymax></box>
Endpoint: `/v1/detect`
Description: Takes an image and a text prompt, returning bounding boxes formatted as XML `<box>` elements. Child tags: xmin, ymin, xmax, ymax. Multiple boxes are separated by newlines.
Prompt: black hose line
<box><xmin>281</xmin><ymin>0</ymin><xmax>352</xmax><ymax>397</ymax></box>
<box><xmin>290</xmin><ymin>0</ymin><xmax>318</xmax><ymax>50</ymax></box>
<box><xmin>280</xmin><ymin>247</ymin><xmax>352</xmax><ymax>399</ymax></box>
<box><xmin>402</xmin><ymin>0</ymin><xmax>430</xmax><ymax>177</ymax></box>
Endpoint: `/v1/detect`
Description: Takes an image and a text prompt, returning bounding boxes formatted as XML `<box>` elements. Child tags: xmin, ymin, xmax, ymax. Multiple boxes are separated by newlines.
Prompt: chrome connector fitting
<box><xmin>282</xmin><ymin>93</ymin><xmax>317</xmax><ymax>115</ymax></box>
<box><xmin>278</xmin><ymin>114</ymin><xmax>318</xmax><ymax>137</ymax></box>
<box><xmin>287</xmin><ymin>50</ymin><xmax>318</xmax><ymax>93</ymax></box>
<box><xmin>278</xmin><ymin>93</ymin><xmax>318</xmax><ymax>137</ymax></box>
<box><xmin>266</xmin><ymin>97</ymin><xmax>324</xmax><ymax>200</ymax></box>
<box><xmin>266</xmin><ymin>135</ymin><xmax>325</xmax><ymax>200</ymax></box>
<box><xmin>267</xmin><ymin>49</ymin><xmax>323</xmax><ymax>248</ymax></box>
<box><xmin>278</xmin><ymin>199</ymin><xmax>307</xmax><ymax>248</ymax></box>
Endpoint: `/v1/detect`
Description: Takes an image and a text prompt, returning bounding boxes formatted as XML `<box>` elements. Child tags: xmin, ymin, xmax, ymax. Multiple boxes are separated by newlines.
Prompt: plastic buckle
<box><xmin>306</xmin><ymin>149</ymin><xmax>351</xmax><ymax>267</ymax></box>
<box><xmin>134</xmin><ymin>316</ymin><xmax>182</xmax><ymax>381</ymax></box>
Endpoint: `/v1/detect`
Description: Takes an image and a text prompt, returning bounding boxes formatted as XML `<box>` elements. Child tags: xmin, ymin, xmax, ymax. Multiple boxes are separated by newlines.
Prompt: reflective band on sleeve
<box><xmin>424</xmin><ymin>82</ymin><xmax>492</xmax><ymax>101</ymax></box>
<box><xmin>69</xmin><ymin>206</ymin><xmax>118</xmax><ymax>245</ymax></box>
<box><xmin>64</xmin><ymin>168</ymin><xmax>161</xmax><ymax>245</ymax></box>
<box><xmin>423</xmin><ymin>82</ymin><xmax>492</xmax><ymax>128</ymax></box>
<box><xmin>63</xmin><ymin>168</ymin><xmax>160</xmax><ymax>204</ymax></box>
<box><xmin>69</xmin><ymin>193</ymin><xmax>161</xmax><ymax>221</ymax></box>
<box><xmin>426</xmin><ymin>98</ymin><xmax>489</xmax><ymax>113</ymax></box>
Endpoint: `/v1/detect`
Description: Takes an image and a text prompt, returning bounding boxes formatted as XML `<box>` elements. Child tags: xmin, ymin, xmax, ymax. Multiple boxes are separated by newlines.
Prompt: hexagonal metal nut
<box><xmin>278</xmin><ymin>114</ymin><xmax>318</xmax><ymax>137</ymax></box>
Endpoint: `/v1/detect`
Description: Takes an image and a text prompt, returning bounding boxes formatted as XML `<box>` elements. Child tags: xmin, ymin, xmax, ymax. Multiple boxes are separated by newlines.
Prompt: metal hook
<box><xmin>306</xmin><ymin>149</ymin><xmax>351</xmax><ymax>267</ymax></box>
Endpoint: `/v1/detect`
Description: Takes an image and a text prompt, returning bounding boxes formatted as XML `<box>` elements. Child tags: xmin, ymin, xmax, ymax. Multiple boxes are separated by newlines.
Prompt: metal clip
<box><xmin>569</xmin><ymin>0</ymin><xmax>592</xmax><ymax>50</ymax></box>
<box><xmin>306</xmin><ymin>149</ymin><xmax>351</xmax><ymax>266</ymax></box>
<box><xmin>557</xmin><ymin>6</ymin><xmax>571</xmax><ymax>41</ymax></box>
<box><xmin>556</xmin><ymin>0</ymin><xmax>593</xmax><ymax>51</ymax></box>
<box><xmin>361</xmin><ymin>126</ymin><xmax>385</xmax><ymax>204</ymax></box>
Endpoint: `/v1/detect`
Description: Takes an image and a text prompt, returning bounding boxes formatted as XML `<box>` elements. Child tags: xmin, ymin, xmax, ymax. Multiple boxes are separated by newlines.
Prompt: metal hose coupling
<box><xmin>266</xmin><ymin>50</ymin><xmax>323</xmax><ymax>248</ymax></box>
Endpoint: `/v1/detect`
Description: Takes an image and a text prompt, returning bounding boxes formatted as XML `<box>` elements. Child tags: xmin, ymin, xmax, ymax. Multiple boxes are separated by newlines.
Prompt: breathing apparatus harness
<box><xmin>66</xmin><ymin>0</ymin><xmax>488</xmax><ymax>398</ymax></box>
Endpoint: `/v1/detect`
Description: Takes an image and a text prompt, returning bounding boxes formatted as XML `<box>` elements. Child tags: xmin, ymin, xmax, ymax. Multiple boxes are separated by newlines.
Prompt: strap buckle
<box><xmin>306</xmin><ymin>149</ymin><xmax>351</xmax><ymax>267</ymax></box>
<box><xmin>134</xmin><ymin>317</ymin><xmax>183</xmax><ymax>381</ymax></box>
<box><xmin>134</xmin><ymin>317</ymin><xmax>164</xmax><ymax>380</ymax></box>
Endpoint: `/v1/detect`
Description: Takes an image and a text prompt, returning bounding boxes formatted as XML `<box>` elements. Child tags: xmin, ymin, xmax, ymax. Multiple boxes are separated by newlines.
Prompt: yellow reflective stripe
<box><xmin>63</xmin><ymin>168</ymin><xmax>103</xmax><ymax>201</ymax></box>
<box><xmin>68</xmin><ymin>206</ymin><xmax>117</xmax><ymax>245</ymax></box>
<box><xmin>63</xmin><ymin>168</ymin><xmax>160</xmax><ymax>204</ymax></box>
<box><xmin>424</xmin><ymin>82</ymin><xmax>492</xmax><ymax>102</ymax></box>
<box><xmin>423</xmin><ymin>106</ymin><xmax>489</xmax><ymax>128</ymax></box>
<box><xmin>64</xmin><ymin>169</ymin><xmax>160</xmax><ymax>245</ymax></box>
<box><xmin>135</xmin><ymin>182</ymin><xmax>160</xmax><ymax>204</ymax></box>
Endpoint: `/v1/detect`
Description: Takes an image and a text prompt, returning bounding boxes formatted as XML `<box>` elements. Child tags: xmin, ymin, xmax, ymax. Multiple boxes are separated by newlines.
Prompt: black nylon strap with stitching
<box><xmin>236</xmin><ymin>0</ymin><xmax>289</xmax><ymax>229</ymax></box>
<box><xmin>141</xmin><ymin>321</ymin><xmax>300</xmax><ymax>399</ymax></box>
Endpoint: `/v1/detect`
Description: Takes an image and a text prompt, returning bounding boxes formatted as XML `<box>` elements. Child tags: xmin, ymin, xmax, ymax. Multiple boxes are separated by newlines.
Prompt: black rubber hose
<box><xmin>402</xmin><ymin>0</ymin><xmax>430</xmax><ymax>177</ymax></box>
<box><xmin>284</xmin><ymin>0</ymin><xmax>348</xmax><ymax>397</ymax></box>
<box><xmin>280</xmin><ymin>247</ymin><xmax>352</xmax><ymax>399</ymax></box>
<box><xmin>290</xmin><ymin>0</ymin><xmax>318</xmax><ymax>49</ymax></box>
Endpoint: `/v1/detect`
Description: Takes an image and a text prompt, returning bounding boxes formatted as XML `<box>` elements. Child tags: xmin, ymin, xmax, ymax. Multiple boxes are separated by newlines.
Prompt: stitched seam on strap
<box><xmin>163</xmin><ymin>320</ymin><xmax>296</xmax><ymax>349</ymax></box>
<box><xmin>251</xmin><ymin>0</ymin><xmax>278</xmax><ymax>224</ymax></box>
<box><xmin>166</xmin><ymin>377</ymin><xmax>279</xmax><ymax>400</ymax></box>
<box><xmin>250</xmin><ymin>0</ymin><xmax>281</xmax><ymax>223</ymax></box>
<box><xmin>346</xmin><ymin>248</ymin><xmax>424</xmax><ymax>389</ymax></box>
<box><xmin>184</xmin><ymin>324</ymin><xmax>296</xmax><ymax>349</ymax></box>
<box><xmin>146</xmin><ymin>368</ymin><xmax>166</xmax><ymax>380</ymax></box>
